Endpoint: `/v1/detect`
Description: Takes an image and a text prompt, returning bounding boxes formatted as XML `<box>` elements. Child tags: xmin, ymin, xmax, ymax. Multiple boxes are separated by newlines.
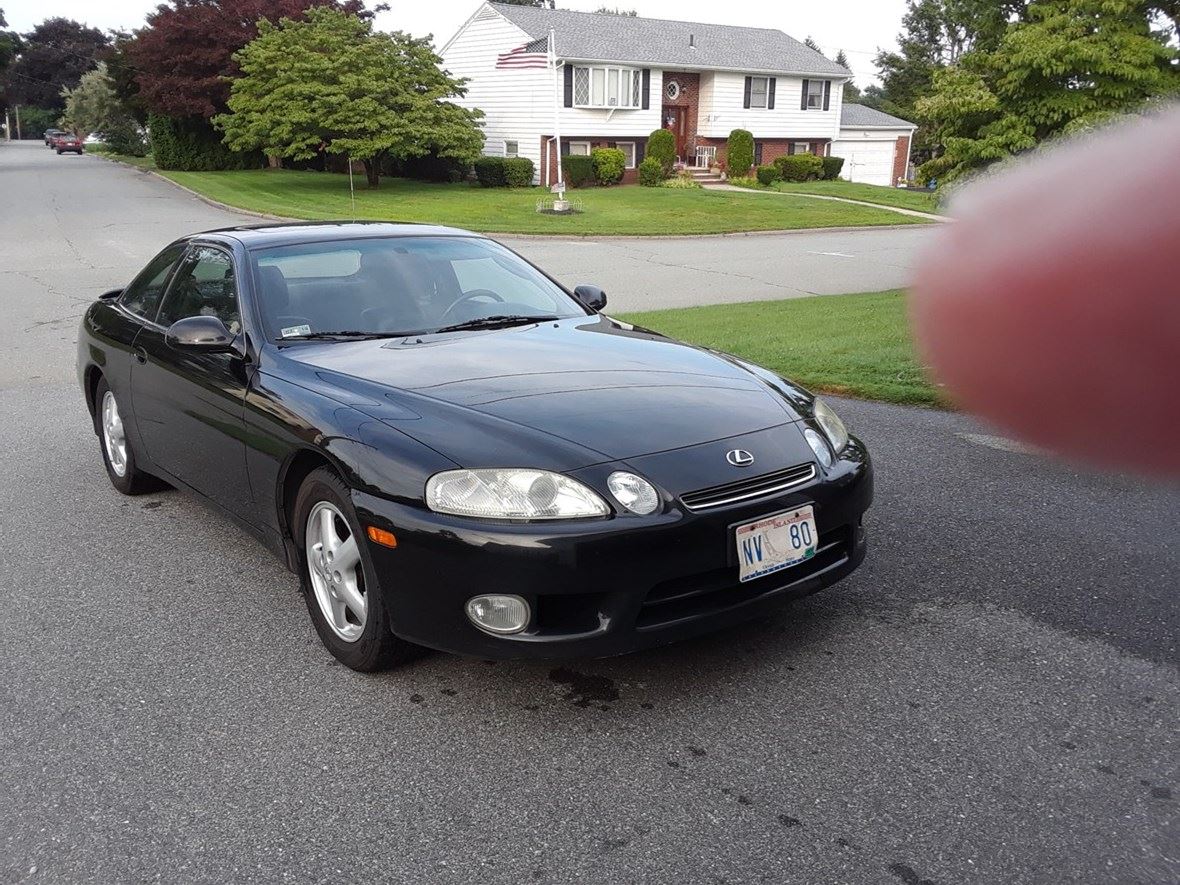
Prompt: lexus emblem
<box><xmin>726</xmin><ymin>449</ymin><xmax>754</xmax><ymax>467</ymax></box>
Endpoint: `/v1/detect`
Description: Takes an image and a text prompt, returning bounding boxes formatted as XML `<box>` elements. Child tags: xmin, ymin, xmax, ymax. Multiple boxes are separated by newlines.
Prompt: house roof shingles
<box><xmin>488</xmin><ymin>2</ymin><xmax>852</xmax><ymax>77</ymax></box>
<box><xmin>839</xmin><ymin>103</ymin><xmax>915</xmax><ymax>129</ymax></box>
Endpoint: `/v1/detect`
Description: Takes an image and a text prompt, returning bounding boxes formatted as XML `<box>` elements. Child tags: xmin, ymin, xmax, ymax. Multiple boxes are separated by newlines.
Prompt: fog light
<box><xmin>804</xmin><ymin>427</ymin><xmax>834</xmax><ymax>469</ymax></box>
<box><xmin>465</xmin><ymin>594</ymin><xmax>530</xmax><ymax>635</ymax></box>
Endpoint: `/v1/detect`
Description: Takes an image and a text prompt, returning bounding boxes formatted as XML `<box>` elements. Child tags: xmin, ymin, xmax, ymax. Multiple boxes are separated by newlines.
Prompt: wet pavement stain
<box><xmin>888</xmin><ymin>862</ymin><xmax>936</xmax><ymax>885</ymax></box>
<box><xmin>548</xmin><ymin>667</ymin><xmax>619</xmax><ymax>708</ymax></box>
<box><xmin>777</xmin><ymin>814</ymin><xmax>802</xmax><ymax>828</ymax></box>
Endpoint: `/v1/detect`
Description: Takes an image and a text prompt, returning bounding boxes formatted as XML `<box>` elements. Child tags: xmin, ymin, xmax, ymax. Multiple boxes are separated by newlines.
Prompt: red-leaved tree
<box><xmin>128</xmin><ymin>0</ymin><xmax>370</xmax><ymax>119</ymax></box>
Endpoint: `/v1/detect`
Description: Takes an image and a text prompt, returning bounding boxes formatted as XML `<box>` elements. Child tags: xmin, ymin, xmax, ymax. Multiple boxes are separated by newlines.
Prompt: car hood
<box><xmin>282</xmin><ymin>316</ymin><xmax>805</xmax><ymax>468</ymax></box>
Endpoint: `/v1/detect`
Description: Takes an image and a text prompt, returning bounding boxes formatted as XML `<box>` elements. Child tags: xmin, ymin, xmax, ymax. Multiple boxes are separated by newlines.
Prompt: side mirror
<box><xmin>165</xmin><ymin>315</ymin><xmax>235</xmax><ymax>353</ymax></box>
<box><xmin>573</xmin><ymin>284</ymin><xmax>607</xmax><ymax>312</ymax></box>
<box><xmin>99</xmin><ymin>287</ymin><xmax>124</xmax><ymax>301</ymax></box>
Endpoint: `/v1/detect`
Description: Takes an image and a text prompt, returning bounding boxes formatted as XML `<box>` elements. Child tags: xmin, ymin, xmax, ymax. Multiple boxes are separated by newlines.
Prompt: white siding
<box><xmin>832</xmin><ymin>127</ymin><xmax>911</xmax><ymax>186</ymax></box>
<box><xmin>697</xmin><ymin>72</ymin><xmax>844</xmax><ymax>139</ymax></box>
<box><xmin>441</xmin><ymin>7</ymin><xmax>552</xmax><ymax>181</ymax></box>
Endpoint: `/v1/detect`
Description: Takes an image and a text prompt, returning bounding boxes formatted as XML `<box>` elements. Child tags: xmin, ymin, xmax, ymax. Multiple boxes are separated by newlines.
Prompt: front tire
<box><xmin>294</xmin><ymin>467</ymin><xmax>420</xmax><ymax>671</ymax></box>
<box><xmin>94</xmin><ymin>377</ymin><xmax>155</xmax><ymax>495</ymax></box>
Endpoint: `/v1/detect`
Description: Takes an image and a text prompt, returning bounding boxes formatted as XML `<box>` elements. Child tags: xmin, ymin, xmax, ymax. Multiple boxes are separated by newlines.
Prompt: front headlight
<box><xmin>425</xmin><ymin>469</ymin><xmax>610</xmax><ymax>520</ymax></box>
<box><xmin>813</xmin><ymin>398</ymin><xmax>849</xmax><ymax>454</ymax></box>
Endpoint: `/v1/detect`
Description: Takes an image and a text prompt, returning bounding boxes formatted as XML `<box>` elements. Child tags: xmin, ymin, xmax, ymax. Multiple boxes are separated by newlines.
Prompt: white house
<box><xmin>440</xmin><ymin>2</ymin><xmax>917</xmax><ymax>186</ymax></box>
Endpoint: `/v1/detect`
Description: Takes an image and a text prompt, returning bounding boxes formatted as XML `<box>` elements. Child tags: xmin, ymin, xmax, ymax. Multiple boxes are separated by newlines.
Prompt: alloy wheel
<box><xmin>101</xmin><ymin>390</ymin><xmax>128</xmax><ymax>478</ymax></box>
<box><xmin>305</xmin><ymin>501</ymin><xmax>367</xmax><ymax>642</ymax></box>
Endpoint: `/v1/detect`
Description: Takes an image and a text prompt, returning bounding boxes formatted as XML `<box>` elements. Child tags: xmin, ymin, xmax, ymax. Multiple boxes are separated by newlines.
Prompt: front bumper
<box><xmin>351</xmin><ymin>439</ymin><xmax>872</xmax><ymax>660</ymax></box>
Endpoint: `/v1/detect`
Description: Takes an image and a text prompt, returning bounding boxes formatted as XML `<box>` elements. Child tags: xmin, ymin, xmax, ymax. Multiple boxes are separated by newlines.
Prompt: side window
<box><xmin>120</xmin><ymin>243</ymin><xmax>185</xmax><ymax>320</ymax></box>
<box><xmin>157</xmin><ymin>246</ymin><xmax>241</xmax><ymax>334</ymax></box>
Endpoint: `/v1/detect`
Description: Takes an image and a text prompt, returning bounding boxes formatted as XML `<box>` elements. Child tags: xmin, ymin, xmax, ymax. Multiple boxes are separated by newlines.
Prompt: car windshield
<box><xmin>249</xmin><ymin>236</ymin><xmax>588</xmax><ymax>340</ymax></box>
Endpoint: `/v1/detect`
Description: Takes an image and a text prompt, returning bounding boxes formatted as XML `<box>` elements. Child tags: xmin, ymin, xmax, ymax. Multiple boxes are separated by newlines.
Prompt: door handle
<box><xmin>134</xmin><ymin>346</ymin><xmax>147</xmax><ymax>364</ymax></box>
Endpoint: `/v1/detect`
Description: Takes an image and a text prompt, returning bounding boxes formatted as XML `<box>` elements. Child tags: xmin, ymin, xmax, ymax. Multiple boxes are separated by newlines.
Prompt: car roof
<box><xmin>187</xmin><ymin>221</ymin><xmax>488</xmax><ymax>251</ymax></box>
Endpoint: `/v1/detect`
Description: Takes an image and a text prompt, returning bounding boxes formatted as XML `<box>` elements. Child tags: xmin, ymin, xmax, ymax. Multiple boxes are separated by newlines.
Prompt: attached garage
<box><xmin>832</xmin><ymin>104</ymin><xmax>916</xmax><ymax>188</ymax></box>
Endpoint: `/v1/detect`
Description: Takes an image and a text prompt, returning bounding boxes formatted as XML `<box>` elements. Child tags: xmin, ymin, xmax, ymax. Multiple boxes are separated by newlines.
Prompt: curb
<box><xmin>96</xmin><ymin>154</ymin><xmax>943</xmax><ymax>239</ymax></box>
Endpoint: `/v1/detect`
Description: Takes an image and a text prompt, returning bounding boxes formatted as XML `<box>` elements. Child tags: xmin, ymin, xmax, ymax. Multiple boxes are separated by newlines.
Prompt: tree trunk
<box><xmin>362</xmin><ymin>158</ymin><xmax>380</xmax><ymax>189</ymax></box>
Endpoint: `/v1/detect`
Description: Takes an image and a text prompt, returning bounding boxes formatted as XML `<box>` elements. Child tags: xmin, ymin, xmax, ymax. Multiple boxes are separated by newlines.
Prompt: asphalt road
<box><xmin>1</xmin><ymin>141</ymin><xmax>1177</xmax><ymax>884</ymax></box>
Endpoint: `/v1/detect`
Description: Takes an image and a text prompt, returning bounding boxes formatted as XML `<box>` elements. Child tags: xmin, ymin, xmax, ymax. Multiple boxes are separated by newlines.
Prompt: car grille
<box><xmin>636</xmin><ymin>526</ymin><xmax>851</xmax><ymax>630</ymax></box>
<box><xmin>679</xmin><ymin>463</ymin><xmax>816</xmax><ymax>512</ymax></box>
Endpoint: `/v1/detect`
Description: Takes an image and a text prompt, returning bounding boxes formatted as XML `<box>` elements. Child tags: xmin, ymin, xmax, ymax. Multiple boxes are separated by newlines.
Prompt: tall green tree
<box><xmin>835</xmin><ymin>50</ymin><xmax>861</xmax><ymax>100</ymax></box>
<box><xmin>58</xmin><ymin>61</ymin><xmax>146</xmax><ymax>154</ymax></box>
<box><xmin>803</xmin><ymin>36</ymin><xmax>821</xmax><ymax>51</ymax></box>
<box><xmin>868</xmin><ymin>0</ymin><xmax>1028</xmax><ymax>155</ymax></box>
<box><xmin>918</xmin><ymin>0</ymin><xmax>1179</xmax><ymax>184</ymax></box>
<box><xmin>216</xmin><ymin>8</ymin><xmax>484</xmax><ymax>188</ymax></box>
<box><xmin>0</xmin><ymin>9</ymin><xmax>22</xmax><ymax>110</ymax></box>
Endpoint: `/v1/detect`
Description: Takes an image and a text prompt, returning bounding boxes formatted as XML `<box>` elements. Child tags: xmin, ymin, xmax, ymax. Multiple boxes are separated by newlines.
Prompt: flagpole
<box><xmin>549</xmin><ymin>28</ymin><xmax>563</xmax><ymax>191</ymax></box>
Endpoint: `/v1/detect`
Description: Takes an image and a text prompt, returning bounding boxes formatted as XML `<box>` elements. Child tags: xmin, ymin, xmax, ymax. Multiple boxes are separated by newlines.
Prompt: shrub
<box><xmin>102</xmin><ymin>117</ymin><xmax>149</xmax><ymax>157</ymax></box>
<box><xmin>638</xmin><ymin>156</ymin><xmax>666</xmax><ymax>187</ymax></box>
<box><xmin>403</xmin><ymin>150</ymin><xmax>469</xmax><ymax>183</ymax></box>
<box><xmin>726</xmin><ymin>175</ymin><xmax>759</xmax><ymax>188</ymax></box>
<box><xmin>503</xmin><ymin>156</ymin><xmax>535</xmax><ymax>187</ymax></box>
<box><xmin>474</xmin><ymin>155</ymin><xmax>508</xmax><ymax>187</ymax></box>
<box><xmin>821</xmin><ymin>156</ymin><xmax>846</xmax><ymax>180</ymax></box>
<box><xmin>561</xmin><ymin>153</ymin><xmax>595</xmax><ymax>188</ymax></box>
<box><xmin>149</xmin><ymin>114</ymin><xmax>260</xmax><ymax>171</ymax></box>
<box><xmin>726</xmin><ymin>129</ymin><xmax>754</xmax><ymax>177</ymax></box>
<box><xmin>755</xmin><ymin>164</ymin><xmax>779</xmax><ymax>186</ymax></box>
<box><xmin>646</xmin><ymin>129</ymin><xmax>675</xmax><ymax>174</ymax></box>
<box><xmin>591</xmin><ymin>147</ymin><xmax>626</xmax><ymax>186</ymax></box>
<box><xmin>659</xmin><ymin>170</ymin><xmax>701</xmax><ymax>189</ymax></box>
<box><xmin>774</xmin><ymin>153</ymin><xmax>825</xmax><ymax>182</ymax></box>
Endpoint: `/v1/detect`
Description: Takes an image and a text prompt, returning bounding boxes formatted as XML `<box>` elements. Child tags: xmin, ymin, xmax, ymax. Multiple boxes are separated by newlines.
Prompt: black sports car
<box><xmin>77</xmin><ymin>223</ymin><xmax>872</xmax><ymax>671</ymax></box>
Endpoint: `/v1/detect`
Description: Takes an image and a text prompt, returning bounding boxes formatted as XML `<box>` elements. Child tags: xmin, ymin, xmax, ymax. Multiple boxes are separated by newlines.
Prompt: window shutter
<box><xmin>636</xmin><ymin>140</ymin><xmax>645</xmax><ymax>164</ymax></box>
<box><xmin>607</xmin><ymin>142</ymin><xmax>615</xmax><ymax>149</ymax></box>
<box><xmin>767</xmin><ymin>77</ymin><xmax>776</xmax><ymax>110</ymax></box>
<box><xmin>800</xmin><ymin>79</ymin><xmax>809</xmax><ymax>111</ymax></box>
<box><xmin>563</xmin><ymin>65</ymin><xmax>573</xmax><ymax>107</ymax></box>
<box><xmin>822</xmin><ymin>80</ymin><xmax>831</xmax><ymax>111</ymax></box>
<box><xmin>787</xmin><ymin>142</ymin><xmax>795</xmax><ymax>155</ymax></box>
<box><xmin>743</xmin><ymin>76</ymin><xmax>752</xmax><ymax>109</ymax></box>
<box><xmin>641</xmin><ymin>69</ymin><xmax>651</xmax><ymax>109</ymax></box>
<box><xmin>560</xmin><ymin>140</ymin><xmax>570</xmax><ymax>156</ymax></box>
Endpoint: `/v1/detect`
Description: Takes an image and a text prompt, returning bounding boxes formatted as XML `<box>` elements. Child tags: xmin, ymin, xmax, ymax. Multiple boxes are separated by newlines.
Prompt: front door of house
<box><xmin>662</xmin><ymin>106</ymin><xmax>686</xmax><ymax>163</ymax></box>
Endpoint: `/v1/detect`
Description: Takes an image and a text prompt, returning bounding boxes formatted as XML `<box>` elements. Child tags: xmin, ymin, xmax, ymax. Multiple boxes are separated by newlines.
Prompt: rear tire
<box><xmin>294</xmin><ymin>467</ymin><xmax>422</xmax><ymax>671</ymax></box>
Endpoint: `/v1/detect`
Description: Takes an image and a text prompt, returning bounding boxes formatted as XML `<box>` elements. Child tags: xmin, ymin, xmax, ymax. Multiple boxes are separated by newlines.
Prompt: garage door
<box><xmin>831</xmin><ymin>139</ymin><xmax>895</xmax><ymax>187</ymax></box>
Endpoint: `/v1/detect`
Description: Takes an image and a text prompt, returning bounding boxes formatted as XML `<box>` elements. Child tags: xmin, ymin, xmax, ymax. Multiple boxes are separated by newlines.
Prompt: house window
<box><xmin>504</xmin><ymin>140</ymin><xmax>519</xmax><ymax>158</ymax></box>
<box><xmin>748</xmin><ymin>76</ymin><xmax>769</xmax><ymax>109</ymax></box>
<box><xmin>754</xmin><ymin>142</ymin><xmax>764</xmax><ymax>166</ymax></box>
<box><xmin>572</xmin><ymin>65</ymin><xmax>641</xmax><ymax>109</ymax></box>
<box><xmin>804</xmin><ymin>79</ymin><xmax>825</xmax><ymax>109</ymax></box>
<box><xmin>567</xmin><ymin>141</ymin><xmax>591</xmax><ymax>156</ymax></box>
<box><xmin>793</xmin><ymin>142</ymin><xmax>812</xmax><ymax>155</ymax></box>
<box><xmin>616</xmin><ymin>142</ymin><xmax>637</xmax><ymax>169</ymax></box>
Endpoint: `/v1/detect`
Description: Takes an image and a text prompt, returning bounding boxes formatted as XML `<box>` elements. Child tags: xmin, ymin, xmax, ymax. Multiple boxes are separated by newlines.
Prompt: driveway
<box><xmin>1</xmin><ymin>141</ymin><xmax>1177</xmax><ymax>884</ymax></box>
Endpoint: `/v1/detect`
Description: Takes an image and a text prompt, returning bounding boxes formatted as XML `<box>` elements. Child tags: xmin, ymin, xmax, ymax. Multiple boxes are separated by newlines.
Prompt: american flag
<box><xmin>495</xmin><ymin>39</ymin><xmax>550</xmax><ymax>69</ymax></box>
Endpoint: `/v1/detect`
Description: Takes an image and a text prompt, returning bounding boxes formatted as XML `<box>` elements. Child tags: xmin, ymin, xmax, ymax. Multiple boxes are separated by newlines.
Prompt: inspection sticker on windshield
<box><xmin>281</xmin><ymin>324</ymin><xmax>311</xmax><ymax>338</ymax></box>
<box><xmin>735</xmin><ymin>505</ymin><xmax>817</xmax><ymax>583</ymax></box>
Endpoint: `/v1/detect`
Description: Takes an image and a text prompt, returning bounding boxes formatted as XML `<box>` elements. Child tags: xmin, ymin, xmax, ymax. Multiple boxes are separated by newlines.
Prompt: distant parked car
<box><xmin>55</xmin><ymin>133</ymin><xmax>84</xmax><ymax>155</ymax></box>
<box><xmin>84</xmin><ymin>132</ymin><xmax>102</xmax><ymax>145</ymax></box>
<box><xmin>44</xmin><ymin>128</ymin><xmax>64</xmax><ymax>146</ymax></box>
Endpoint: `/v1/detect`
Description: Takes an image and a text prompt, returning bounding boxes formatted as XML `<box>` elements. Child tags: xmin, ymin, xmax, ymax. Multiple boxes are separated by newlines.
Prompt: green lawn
<box><xmin>619</xmin><ymin>289</ymin><xmax>940</xmax><ymax>406</ymax></box>
<box><xmin>738</xmin><ymin>179</ymin><xmax>942</xmax><ymax>214</ymax></box>
<box><xmin>149</xmin><ymin>168</ymin><xmax>931</xmax><ymax>235</ymax></box>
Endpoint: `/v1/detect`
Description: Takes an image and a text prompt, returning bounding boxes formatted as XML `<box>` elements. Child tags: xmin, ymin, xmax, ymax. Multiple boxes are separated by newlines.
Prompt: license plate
<box><xmin>735</xmin><ymin>505</ymin><xmax>818</xmax><ymax>583</ymax></box>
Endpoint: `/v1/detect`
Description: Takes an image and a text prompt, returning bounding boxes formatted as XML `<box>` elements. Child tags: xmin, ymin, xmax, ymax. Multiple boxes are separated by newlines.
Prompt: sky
<box><xmin>1</xmin><ymin>0</ymin><xmax>908</xmax><ymax>86</ymax></box>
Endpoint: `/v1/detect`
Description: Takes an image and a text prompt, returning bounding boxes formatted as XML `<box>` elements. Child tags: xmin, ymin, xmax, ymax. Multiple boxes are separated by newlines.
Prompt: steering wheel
<box><xmin>442</xmin><ymin>289</ymin><xmax>504</xmax><ymax>322</ymax></box>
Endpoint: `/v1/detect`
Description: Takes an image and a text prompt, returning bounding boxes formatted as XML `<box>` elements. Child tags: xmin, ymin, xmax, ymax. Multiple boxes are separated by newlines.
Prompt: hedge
<box><xmin>402</xmin><ymin>150</ymin><xmax>469</xmax><ymax>183</ymax></box>
<box><xmin>474</xmin><ymin>155</ymin><xmax>508</xmax><ymax>187</ymax></box>
<box><xmin>646</xmin><ymin>128</ymin><xmax>675</xmax><ymax>174</ymax></box>
<box><xmin>756</xmin><ymin>164</ymin><xmax>778</xmax><ymax>186</ymax></box>
<box><xmin>726</xmin><ymin>129</ymin><xmax>754</xmax><ymax>177</ymax></box>
<box><xmin>591</xmin><ymin>147</ymin><xmax>626</xmax><ymax>186</ymax></box>
<box><xmin>503</xmin><ymin>156</ymin><xmax>535</xmax><ymax>187</ymax></box>
<box><xmin>638</xmin><ymin>156</ymin><xmax>665</xmax><ymax>187</ymax></box>
<box><xmin>150</xmin><ymin>114</ymin><xmax>260</xmax><ymax>171</ymax></box>
<box><xmin>821</xmin><ymin>156</ymin><xmax>846</xmax><ymax>180</ymax></box>
<box><xmin>774</xmin><ymin>153</ymin><xmax>824</xmax><ymax>182</ymax></box>
<box><xmin>561</xmin><ymin>153</ymin><xmax>595</xmax><ymax>188</ymax></box>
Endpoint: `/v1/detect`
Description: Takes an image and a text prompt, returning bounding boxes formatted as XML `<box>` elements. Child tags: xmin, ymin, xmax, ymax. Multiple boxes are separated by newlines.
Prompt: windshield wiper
<box><xmin>280</xmin><ymin>330</ymin><xmax>413</xmax><ymax>341</ymax></box>
<box><xmin>432</xmin><ymin>315</ymin><xmax>561</xmax><ymax>335</ymax></box>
